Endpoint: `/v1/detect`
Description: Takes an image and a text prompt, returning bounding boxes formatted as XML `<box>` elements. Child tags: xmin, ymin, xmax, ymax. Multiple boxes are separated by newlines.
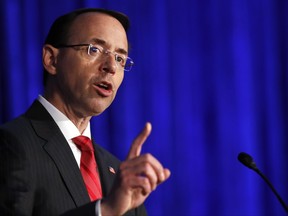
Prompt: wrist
<box><xmin>100</xmin><ymin>198</ymin><xmax>122</xmax><ymax>216</ymax></box>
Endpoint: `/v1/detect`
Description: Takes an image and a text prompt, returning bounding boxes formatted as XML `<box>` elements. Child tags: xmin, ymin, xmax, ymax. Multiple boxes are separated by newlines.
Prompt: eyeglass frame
<box><xmin>55</xmin><ymin>43</ymin><xmax>134</xmax><ymax>71</ymax></box>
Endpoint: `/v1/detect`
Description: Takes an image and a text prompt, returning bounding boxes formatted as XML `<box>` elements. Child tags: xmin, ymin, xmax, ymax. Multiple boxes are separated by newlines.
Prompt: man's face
<box><xmin>50</xmin><ymin>12</ymin><xmax>128</xmax><ymax>117</ymax></box>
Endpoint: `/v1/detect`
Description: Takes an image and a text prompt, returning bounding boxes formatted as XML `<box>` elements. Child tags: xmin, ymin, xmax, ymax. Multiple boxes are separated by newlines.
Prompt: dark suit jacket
<box><xmin>0</xmin><ymin>100</ymin><xmax>147</xmax><ymax>216</ymax></box>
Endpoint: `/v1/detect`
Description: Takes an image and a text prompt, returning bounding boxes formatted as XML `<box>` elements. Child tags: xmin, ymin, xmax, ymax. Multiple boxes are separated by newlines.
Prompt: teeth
<box><xmin>99</xmin><ymin>83</ymin><xmax>108</xmax><ymax>89</ymax></box>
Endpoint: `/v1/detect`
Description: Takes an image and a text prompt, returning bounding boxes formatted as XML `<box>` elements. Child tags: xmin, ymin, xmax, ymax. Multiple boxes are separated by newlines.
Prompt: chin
<box><xmin>90</xmin><ymin>105</ymin><xmax>109</xmax><ymax>116</ymax></box>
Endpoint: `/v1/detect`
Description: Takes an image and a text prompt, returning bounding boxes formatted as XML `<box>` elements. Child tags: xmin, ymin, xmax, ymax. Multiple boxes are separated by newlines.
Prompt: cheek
<box><xmin>58</xmin><ymin>56</ymin><xmax>91</xmax><ymax>84</ymax></box>
<box><xmin>115</xmin><ymin>73</ymin><xmax>124</xmax><ymax>91</ymax></box>
<box><xmin>56</xmin><ymin>66</ymin><xmax>89</xmax><ymax>97</ymax></box>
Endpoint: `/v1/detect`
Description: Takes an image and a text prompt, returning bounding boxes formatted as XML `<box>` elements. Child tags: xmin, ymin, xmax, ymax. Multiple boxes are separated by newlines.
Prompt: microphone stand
<box><xmin>254</xmin><ymin>168</ymin><xmax>288</xmax><ymax>213</ymax></box>
<box><xmin>238</xmin><ymin>152</ymin><xmax>288</xmax><ymax>213</ymax></box>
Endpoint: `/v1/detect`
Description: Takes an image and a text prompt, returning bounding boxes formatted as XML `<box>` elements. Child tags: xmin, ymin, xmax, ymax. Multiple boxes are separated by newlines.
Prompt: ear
<box><xmin>42</xmin><ymin>44</ymin><xmax>59</xmax><ymax>75</ymax></box>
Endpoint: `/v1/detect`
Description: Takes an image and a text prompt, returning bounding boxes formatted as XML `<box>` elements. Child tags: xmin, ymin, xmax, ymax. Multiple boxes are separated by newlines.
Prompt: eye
<box><xmin>115</xmin><ymin>54</ymin><xmax>126</xmax><ymax>66</ymax></box>
<box><xmin>89</xmin><ymin>45</ymin><xmax>101</xmax><ymax>56</ymax></box>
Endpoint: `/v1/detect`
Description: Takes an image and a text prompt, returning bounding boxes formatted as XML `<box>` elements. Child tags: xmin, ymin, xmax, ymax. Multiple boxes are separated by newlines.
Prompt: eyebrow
<box><xmin>91</xmin><ymin>38</ymin><xmax>128</xmax><ymax>55</ymax></box>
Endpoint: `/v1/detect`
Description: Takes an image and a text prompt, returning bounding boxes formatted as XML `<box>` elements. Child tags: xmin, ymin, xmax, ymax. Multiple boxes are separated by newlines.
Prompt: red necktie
<box><xmin>72</xmin><ymin>136</ymin><xmax>102</xmax><ymax>201</ymax></box>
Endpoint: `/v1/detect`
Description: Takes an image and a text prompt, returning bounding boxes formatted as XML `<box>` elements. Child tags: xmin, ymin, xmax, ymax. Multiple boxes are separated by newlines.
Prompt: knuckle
<box><xmin>143</xmin><ymin>178</ymin><xmax>150</xmax><ymax>185</ymax></box>
<box><xmin>142</xmin><ymin>162</ymin><xmax>150</xmax><ymax>170</ymax></box>
<box><xmin>143</xmin><ymin>153</ymin><xmax>152</xmax><ymax>161</ymax></box>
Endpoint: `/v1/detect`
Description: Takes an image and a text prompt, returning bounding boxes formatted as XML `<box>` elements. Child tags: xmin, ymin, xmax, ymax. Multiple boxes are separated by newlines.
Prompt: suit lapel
<box><xmin>26</xmin><ymin>101</ymin><xmax>90</xmax><ymax>206</ymax></box>
<box><xmin>42</xmin><ymin>131</ymin><xmax>90</xmax><ymax>206</ymax></box>
<box><xmin>92</xmin><ymin>141</ymin><xmax>119</xmax><ymax>197</ymax></box>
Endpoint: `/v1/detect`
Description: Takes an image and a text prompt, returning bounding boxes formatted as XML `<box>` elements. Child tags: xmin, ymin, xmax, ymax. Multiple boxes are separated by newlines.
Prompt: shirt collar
<box><xmin>37</xmin><ymin>95</ymin><xmax>91</xmax><ymax>140</ymax></box>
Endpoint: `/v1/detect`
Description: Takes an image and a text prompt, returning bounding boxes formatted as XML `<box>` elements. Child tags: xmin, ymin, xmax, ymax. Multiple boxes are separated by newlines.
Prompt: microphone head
<box><xmin>238</xmin><ymin>152</ymin><xmax>258</xmax><ymax>171</ymax></box>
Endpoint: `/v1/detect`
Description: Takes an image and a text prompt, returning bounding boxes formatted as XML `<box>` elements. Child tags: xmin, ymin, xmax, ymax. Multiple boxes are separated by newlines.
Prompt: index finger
<box><xmin>127</xmin><ymin>122</ymin><xmax>152</xmax><ymax>160</ymax></box>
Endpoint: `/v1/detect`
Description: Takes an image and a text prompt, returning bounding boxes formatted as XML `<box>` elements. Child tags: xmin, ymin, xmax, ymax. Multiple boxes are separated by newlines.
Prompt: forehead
<box><xmin>67</xmin><ymin>12</ymin><xmax>128</xmax><ymax>48</ymax></box>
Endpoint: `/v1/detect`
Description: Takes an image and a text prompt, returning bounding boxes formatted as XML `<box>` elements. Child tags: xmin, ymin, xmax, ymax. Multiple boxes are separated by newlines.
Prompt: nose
<box><xmin>100</xmin><ymin>53</ymin><xmax>117</xmax><ymax>75</ymax></box>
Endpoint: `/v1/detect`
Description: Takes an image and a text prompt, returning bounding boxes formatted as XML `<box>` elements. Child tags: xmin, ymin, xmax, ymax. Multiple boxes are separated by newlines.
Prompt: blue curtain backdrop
<box><xmin>0</xmin><ymin>0</ymin><xmax>287</xmax><ymax>215</ymax></box>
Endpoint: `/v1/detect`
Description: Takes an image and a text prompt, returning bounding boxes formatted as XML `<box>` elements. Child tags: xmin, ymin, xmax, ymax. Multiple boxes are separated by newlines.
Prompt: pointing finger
<box><xmin>127</xmin><ymin>122</ymin><xmax>152</xmax><ymax>160</ymax></box>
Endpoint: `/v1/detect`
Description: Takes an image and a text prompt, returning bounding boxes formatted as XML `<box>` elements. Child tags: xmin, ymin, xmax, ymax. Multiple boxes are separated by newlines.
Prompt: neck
<box><xmin>44</xmin><ymin>90</ymin><xmax>91</xmax><ymax>134</ymax></box>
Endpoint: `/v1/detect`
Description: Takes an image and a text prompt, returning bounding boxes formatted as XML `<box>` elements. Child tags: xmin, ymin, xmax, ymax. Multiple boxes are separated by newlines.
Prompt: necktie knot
<box><xmin>72</xmin><ymin>135</ymin><xmax>93</xmax><ymax>152</ymax></box>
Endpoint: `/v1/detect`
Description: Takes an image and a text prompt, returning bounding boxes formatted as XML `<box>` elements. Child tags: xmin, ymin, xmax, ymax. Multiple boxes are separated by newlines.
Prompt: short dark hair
<box><xmin>43</xmin><ymin>8</ymin><xmax>130</xmax><ymax>86</ymax></box>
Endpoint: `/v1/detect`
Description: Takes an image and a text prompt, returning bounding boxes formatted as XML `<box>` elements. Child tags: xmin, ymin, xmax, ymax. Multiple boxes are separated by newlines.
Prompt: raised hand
<box><xmin>101</xmin><ymin>122</ymin><xmax>171</xmax><ymax>215</ymax></box>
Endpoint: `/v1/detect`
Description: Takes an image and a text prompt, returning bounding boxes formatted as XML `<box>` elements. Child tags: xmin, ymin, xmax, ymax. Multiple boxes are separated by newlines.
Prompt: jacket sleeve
<box><xmin>0</xmin><ymin>128</ymin><xmax>35</xmax><ymax>216</ymax></box>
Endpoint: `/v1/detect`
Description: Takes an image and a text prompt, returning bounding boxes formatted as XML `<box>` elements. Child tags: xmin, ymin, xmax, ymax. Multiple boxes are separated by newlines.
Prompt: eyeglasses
<box><xmin>56</xmin><ymin>44</ymin><xmax>134</xmax><ymax>71</ymax></box>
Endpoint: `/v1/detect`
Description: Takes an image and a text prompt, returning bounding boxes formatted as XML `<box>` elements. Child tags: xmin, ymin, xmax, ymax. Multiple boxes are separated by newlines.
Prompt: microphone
<box><xmin>238</xmin><ymin>152</ymin><xmax>288</xmax><ymax>213</ymax></box>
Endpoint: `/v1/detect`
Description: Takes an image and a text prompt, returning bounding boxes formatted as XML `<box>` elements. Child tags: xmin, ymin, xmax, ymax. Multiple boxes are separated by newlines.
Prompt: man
<box><xmin>0</xmin><ymin>8</ymin><xmax>170</xmax><ymax>216</ymax></box>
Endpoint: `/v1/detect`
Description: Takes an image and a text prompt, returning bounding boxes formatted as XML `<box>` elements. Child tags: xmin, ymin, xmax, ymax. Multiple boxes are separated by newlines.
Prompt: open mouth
<box><xmin>97</xmin><ymin>82</ymin><xmax>112</xmax><ymax>91</ymax></box>
<box><xmin>94</xmin><ymin>81</ymin><xmax>113</xmax><ymax>96</ymax></box>
<box><xmin>97</xmin><ymin>83</ymin><xmax>109</xmax><ymax>90</ymax></box>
